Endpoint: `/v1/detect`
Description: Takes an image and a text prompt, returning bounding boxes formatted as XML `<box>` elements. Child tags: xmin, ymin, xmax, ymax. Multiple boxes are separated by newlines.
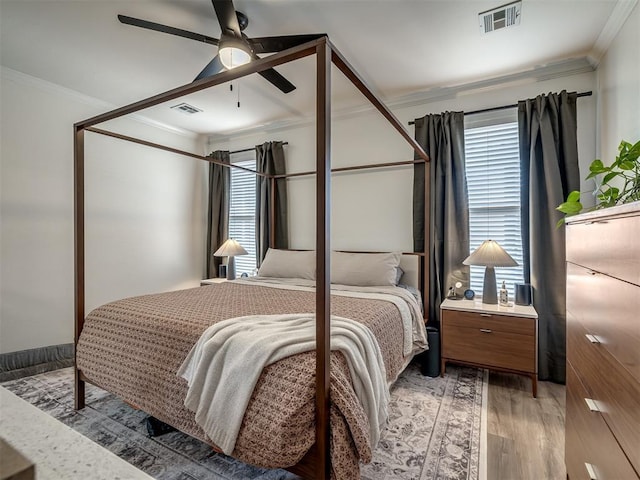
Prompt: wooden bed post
<box><xmin>315</xmin><ymin>38</ymin><xmax>332</xmax><ymax>480</ymax></box>
<box><xmin>423</xmin><ymin>158</ymin><xmax>430</xmax><ymax>319</ymax></box>
<box><xmin>270</xmin><ymin>177</ymin><xmax>276</xmax><ymax>249</ymax></box>
<box><xmin>74</xmin><ymin>125</ymin><xmax>85</xmax><ymax>410</ymax></box>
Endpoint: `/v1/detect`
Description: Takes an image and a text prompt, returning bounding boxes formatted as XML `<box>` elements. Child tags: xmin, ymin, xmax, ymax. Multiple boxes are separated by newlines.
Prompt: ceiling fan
<box><xmin>118</xmin><ymin>0</ymin><xmax>326</xmax><ymax>93</ymax></box>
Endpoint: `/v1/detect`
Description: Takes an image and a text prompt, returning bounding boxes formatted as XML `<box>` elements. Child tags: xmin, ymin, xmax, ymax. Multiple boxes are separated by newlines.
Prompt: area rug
<box><xmin>2</xmin><ymin>364</ymin><xmax>485</xmax><ymax>480</ymax></box>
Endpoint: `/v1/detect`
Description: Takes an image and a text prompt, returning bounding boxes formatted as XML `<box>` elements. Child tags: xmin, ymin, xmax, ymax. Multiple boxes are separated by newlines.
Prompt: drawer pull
<box><xmin>585</xmin><ymin>334</ymin><xmax>600</xmax><ymax>344</ymax></box>
<box><xmin>585</xmin><ymin>462</ymin><xmax>598</xmax><ymax>480</ymax></box>
<box><xmin>587</xmin><ymin>269</ymin><xmax>597</xmax><ymax>276</ymax></box>
<box><xmin>480</xmin><ymin>314</ymin><xmax>492</xmax><ymax>318</ymax></box>
<box><xmin>584</xmin><ymin>398</ymin><xmax>601</xmax><ymax>412</ymax></box>
<box><xmin>479</xmin><ymin>328</ymin><xmax>493</xmax><ymax>333</ymax></box>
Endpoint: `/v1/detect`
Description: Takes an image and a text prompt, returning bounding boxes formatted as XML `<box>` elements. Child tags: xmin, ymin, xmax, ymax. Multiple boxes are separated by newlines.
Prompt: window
<box><xmin>464</xmin><ymin>112</ymin><xmax>524</xmax><ymax>298</ymax></box>
<box><xmin>228</xmin><ymin>156</ymin><xmax>257</xmax><ymax>276</ymax></box>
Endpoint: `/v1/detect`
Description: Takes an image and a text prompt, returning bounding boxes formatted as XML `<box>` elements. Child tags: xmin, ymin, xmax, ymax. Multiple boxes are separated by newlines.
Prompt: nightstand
<box><xmin>440</xmin><ymin>298</ymin><xmax>538</xmax><ymax>397</ymax></box>
<box><xmin>200</xmin><ymin>278</ymin><xmax>228</xmax><ymax>286</ymax></box>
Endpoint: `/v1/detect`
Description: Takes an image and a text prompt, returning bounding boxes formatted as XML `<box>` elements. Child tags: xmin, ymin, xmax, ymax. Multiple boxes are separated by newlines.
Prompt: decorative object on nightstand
<box><xmin>499</xmin><ymin>280</ymin><xmax>509</xmax><ymax>306</ymax></box>
<box><xmin>213</xmin><ymin>238</ymin><xmax>248</xmax><ymax>280</ymax></box>
<box><xmin>463</xmin><ymin>239</ymin><xmax>518</xmax><ymax>304</ymax></box>
<box><xmin>446</xmin><ymin>281</ymin><xmax>463</xmax><ymax>300</ymax></box>
<box><xmin>514</xmin><ymin>283</ymin><xmax>532</xmax><ymax>305</ymax></box>
<box><xmin>440</xmin><ymin>298</ymin><xmax>538</xmax><ymax>397</ymax></box>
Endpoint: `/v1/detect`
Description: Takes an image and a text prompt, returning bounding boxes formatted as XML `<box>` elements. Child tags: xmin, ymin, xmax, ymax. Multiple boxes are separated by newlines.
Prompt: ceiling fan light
<box><xmin>218</xmin><ymin>35</ymin><xmax>251</xmax><ymax>69</ymax></box>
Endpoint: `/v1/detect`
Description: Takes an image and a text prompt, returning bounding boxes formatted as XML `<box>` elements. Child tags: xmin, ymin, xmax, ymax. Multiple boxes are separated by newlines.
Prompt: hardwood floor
<box><xmin>486</xmin><ymin>371</ymin><xmax>566</xmax><ymax>480</ymax></box>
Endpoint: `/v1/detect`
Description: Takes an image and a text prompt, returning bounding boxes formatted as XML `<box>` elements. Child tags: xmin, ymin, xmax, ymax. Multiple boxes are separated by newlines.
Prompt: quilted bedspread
<box><xmin>76</xmin><ymin>280</ymin><xmax>422</xmax><ymax>479</ymax></box>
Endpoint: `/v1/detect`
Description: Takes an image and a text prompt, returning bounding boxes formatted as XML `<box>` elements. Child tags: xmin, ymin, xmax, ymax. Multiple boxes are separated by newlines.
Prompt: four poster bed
<box><xmin>74</xmin><ymin>36</ymin><xmax>431</xmax><ymax>480</ymax></box>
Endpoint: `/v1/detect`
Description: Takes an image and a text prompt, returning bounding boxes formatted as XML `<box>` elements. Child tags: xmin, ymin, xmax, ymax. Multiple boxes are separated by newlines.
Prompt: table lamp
<box><xmin>463</xmin><ymin>240</ymin><xmax>517</xmax><ymax>304</ymax></box>
<box><xmin>213</xmin><ymin>238</ymin><xmax>248</xmax><ymax>280</ymax></box>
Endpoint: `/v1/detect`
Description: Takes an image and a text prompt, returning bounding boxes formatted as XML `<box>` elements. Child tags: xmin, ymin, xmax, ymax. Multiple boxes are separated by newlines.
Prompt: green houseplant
<box><xmin>557</xmin><ymin>139</ymin><xmax>640</xmax><ymax>225</ymax></box>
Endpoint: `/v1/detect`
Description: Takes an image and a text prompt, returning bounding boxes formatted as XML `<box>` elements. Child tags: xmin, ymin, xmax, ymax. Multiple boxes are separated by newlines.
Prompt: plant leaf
<box><xmin>589</xmin><ymin>159</ymin><xmax>606</xmax><ymax>173</ymax></box>
<box><xmin>602</xmin><ymin>171</ymin><xmax>618</xmax><ymax>183</ymax></box>
<box><xmin>620</xmin><ymin>160</ymin><xmax>635</xmax><ymax>170</ymax></box>
<box><xmin>567</xmin><ymin>190</ymin><xmax>581</xmax><ymax>202</ymax></box>
<box><xmin>627</xmin><ymin>140</ymin><xmax>640</xmax><ymax>160</ymax></box>
<box><xmin>556</xmin><ymin>200</ymin><xmax>583</xmax><ymax>215</ymax></box>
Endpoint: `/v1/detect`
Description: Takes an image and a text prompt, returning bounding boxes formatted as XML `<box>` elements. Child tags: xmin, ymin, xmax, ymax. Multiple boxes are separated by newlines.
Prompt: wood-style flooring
<box><xmin>487</xmin><ymin>372</ymin><xmax>566</xmax><ymax>480</ymax></box>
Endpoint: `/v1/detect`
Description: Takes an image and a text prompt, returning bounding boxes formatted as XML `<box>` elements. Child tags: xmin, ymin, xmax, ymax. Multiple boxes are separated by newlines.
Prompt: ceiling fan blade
<box><xmin>257</xmin><ymin>67</ymin><xmax>296</xmax><ymax>94</ymax></box>
<box><xmin>118</xmin><ymin>15</ymin><xmax>219</xmax><ymax>46</ymax></box>
<box><xmin>248</xmin><ymin>34</ymin><xmax>327</xmax><ymax>54</ymax></box>
<box><xmin>212</xmin><ymin>0</ymin><xmax>241</xmax><ymax>37</ymax></box>
<box><xmin>194</xmin><ymin>55</ymin><xmax>226</xmax><ymax>81</ymax></box>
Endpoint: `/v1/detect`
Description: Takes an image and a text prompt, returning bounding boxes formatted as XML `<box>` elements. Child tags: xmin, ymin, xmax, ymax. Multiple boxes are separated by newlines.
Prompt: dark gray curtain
<box><xmin>206</xmin><ymin>150</ymin><xmax>230</xmax><ymax>278</ymax></box>
<box><xmin>413</xmin><ymin>112</ymin><xmax>470</xmax><ymax>325</ymax></box>
<box><xmin>256</xmin><ymin>141</ymin><xmax>288</xmax><ymax>264</ymax></box>
<box><xmin>518</xmin><ymin>90</ymin><xmax>579</xmax><ymax>383</ymax></box>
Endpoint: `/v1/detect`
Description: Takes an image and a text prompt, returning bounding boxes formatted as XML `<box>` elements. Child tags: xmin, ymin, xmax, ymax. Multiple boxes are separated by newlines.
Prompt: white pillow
<box><xmin>331</xmin><ymin>251</ymin><xmax>402</xmax><ymax>286</ymax></box>
<box><xmin>257</xmin><ymin>248</ymin><xmax>315</xmax><ymax>280</ymax></box>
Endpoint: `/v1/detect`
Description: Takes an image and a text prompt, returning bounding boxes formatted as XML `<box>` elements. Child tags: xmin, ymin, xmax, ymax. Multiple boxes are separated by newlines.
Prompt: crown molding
<box><xmin>0</xmin><ymin>66</ymin><xmax>197</xmax><ymax>138</ymax></box>
<box><xmin>207</xmin><ymin>57</ymin><xmax>596</xmax><ymax>144</ymax></box>
<box><xmin>590</xmin><ymin>0</ymin><xmax>638</xmax><ymax>66</ymax></box>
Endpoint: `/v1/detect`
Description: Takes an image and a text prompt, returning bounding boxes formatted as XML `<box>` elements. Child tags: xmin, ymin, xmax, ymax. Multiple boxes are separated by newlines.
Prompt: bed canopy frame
<box><xmin>74</xmin><ymin>36</ymin><xmax>430</xmax><ymax>479</ymax></box>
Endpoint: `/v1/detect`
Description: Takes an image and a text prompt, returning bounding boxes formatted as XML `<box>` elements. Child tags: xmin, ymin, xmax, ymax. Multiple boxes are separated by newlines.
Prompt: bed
<box><xmin>76</xmin><ymin>259</ymin><xmax>427</xmax><ymax>478</ymax></box>
<box><xmin>74</xmin><ymin>37</ymin><xmax>431</xmax><ymax>479</ymax></box>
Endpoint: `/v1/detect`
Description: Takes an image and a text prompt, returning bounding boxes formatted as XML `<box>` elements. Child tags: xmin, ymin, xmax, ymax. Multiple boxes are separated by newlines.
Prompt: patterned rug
<box><xmin>2</xmin><ymin>364</ymin><xmax>486</xmax><ymax>480</ymax></box>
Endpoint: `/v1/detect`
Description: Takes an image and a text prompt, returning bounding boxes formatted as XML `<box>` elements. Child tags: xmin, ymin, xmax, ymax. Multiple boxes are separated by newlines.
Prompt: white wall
<box><xmin>209</xmin><ymin>70</ymin><xmax>597</xmax><ymax>251</ymax></box>
<box><xmin>597</xmin><ymin>3</ymin><xmax>640</xmax><ymax>163</ymax></box>
<box><xmin>0</xmin><ymin>69</ymin><xmax>207</xmax><ymax>354</ymax></box>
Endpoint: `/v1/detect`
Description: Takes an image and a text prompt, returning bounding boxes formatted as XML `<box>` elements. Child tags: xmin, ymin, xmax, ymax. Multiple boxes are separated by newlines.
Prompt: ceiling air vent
<box><xmin>170</xmin><ymin>103</ymin><xmax>203</xmax><ymax>115</ymax></box>
<box><xmin>479</xmin><ymin>1</ymin><xmax>521</xmax><ymax>34</ymax></box>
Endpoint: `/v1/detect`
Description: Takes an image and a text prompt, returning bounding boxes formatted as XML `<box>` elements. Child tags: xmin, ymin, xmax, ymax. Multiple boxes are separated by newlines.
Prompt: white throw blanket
<box><xmin>177</xmin><ymin>314</ymin><xmax>389</xmax><ymax>455</ymax></box>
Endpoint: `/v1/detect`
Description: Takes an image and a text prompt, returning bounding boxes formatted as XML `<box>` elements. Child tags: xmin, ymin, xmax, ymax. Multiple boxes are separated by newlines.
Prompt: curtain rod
<box><xmin>229</xmin><ymin>141</ymin><xmax>289</xmax><ymax>155</ymax></box>
<box><xmin>407</xmin><ymin>90</ymin><xmax>592</xmax><ymax>125</ymax></box>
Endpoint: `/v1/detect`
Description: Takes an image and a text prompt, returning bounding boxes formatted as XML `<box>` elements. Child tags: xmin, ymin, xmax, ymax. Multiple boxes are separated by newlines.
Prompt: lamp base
<box><xmin>226</xmin><ymin>256</ymin><xmax>236</xmax><ymax>280</ymax></box>
<box><xmin>482</xmin><ymin>266</ymin><xmax>498</xmax><ymax>304</ymax></box>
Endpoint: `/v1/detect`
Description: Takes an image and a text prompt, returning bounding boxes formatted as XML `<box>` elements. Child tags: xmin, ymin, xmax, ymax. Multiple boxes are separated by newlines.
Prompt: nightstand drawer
<box><xmin>443</xmin><ymin>309</ymin><xmax>535</xmax><ymax>336</ymax></box>
<box><xmin>443</xmin><ymin>323</ymin><xmax>535</xmax><ymax>372</ymax></box>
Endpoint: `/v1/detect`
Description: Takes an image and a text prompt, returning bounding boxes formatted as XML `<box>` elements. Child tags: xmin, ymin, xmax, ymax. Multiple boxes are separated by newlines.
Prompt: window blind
<box><xmin>464</xmin><ymin>120</ymin><xmax>524</xmax><ymax>298</ymax></box>
<box><xmin>229</xmin><ymin>158</ymin><xmax>257</xmax><ymax>276</ymax></box>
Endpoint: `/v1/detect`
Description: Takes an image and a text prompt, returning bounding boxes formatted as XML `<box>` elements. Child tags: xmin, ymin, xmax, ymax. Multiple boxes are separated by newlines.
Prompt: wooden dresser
<box><xmin>565</xmin><ymin>202</ymin><xmax>640</xmax><ymax>480</ymax></box>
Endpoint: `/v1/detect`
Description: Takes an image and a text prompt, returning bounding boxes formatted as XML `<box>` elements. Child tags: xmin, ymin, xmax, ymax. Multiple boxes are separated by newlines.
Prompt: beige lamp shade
<box><xmin>213</xmin><ymin>238</ymin><xmax>248</xmax><ymax>258</ymax></box>
<box><xmin>463</xmin><ymin>240</ymin><xmax>518</xmax><ymax>267</ymax></box>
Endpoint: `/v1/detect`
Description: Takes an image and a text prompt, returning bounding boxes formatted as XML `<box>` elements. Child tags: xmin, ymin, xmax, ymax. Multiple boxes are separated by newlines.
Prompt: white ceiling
<box><xmin>0</xmin><ymin>0</ymin><xmax>631</xmax><ymax>136</ymax></box>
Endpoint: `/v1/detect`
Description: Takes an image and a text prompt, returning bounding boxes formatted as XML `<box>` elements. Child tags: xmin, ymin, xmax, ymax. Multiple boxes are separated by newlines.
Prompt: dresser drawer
<box><xmin>566</xmin><ymin>213</ymin><xmax>640</xmax><ymax>286</ymax></box>
<box><xmin>442</xmin><ymin>312</ymin><xmax>535</xmax><ymax>373</ymax></box>
<box><xmin>567</xmin><ymin>262</ymin><xmax>640</xmax><ymax>383</ymax></box>
<box><xmin>565</xmin><ymin>363</ymin><xmax>638</xmax><ymax>480</ymax></box>
<box><xmin>567</xmin><ymin>313</ymin><xmax>640</xmax><ymax>472</ymax></box>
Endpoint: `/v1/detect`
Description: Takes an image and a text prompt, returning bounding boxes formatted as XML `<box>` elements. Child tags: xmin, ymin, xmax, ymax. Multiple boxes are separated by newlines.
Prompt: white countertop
<box><xmin>441</xmin><ymin>298</ymin><xmax>538</xmax><ymax>318</ymax></box>
<box><xmin>0</xmin><ymin>387</ymin><xmax>153</xmax><ymax>480</ymax></box>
